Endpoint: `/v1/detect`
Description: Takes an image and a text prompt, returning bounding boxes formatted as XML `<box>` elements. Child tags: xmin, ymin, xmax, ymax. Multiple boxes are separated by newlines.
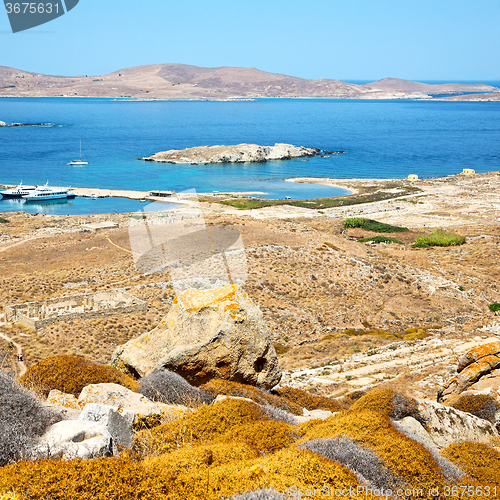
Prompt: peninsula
<box><xmin>140</xmin><ymin>143</ymin><xmax>324</xmax><ymax>164</ymax></box>
<box><xmin>0</xmin><ymin>64</ymin><xmax>497</xmax><ymax>100</ymax></box>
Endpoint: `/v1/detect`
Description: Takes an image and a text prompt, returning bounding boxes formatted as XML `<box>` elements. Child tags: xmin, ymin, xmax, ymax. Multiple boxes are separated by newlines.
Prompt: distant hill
<box><xmin>0</xmin><ymin>64</ymin><xmax>497</xmax><ymax>100</ymax></box>
<box><xmin>363</xmin><ymin>77</ymin><xmax>495</xmax><ymax>93</ymax></box>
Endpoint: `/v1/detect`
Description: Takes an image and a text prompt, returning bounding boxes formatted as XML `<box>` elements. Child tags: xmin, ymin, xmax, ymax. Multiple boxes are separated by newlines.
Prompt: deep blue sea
<box><xmin>1</xmin><ymin>96</ymin><xmax>500</xmax><ymax>213</ymax></box>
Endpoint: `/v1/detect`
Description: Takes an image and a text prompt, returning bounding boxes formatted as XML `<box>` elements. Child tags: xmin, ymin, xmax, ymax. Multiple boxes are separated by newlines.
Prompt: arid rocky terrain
<box><xmin>0</xmin><ymin>64</ymin><xmax>497</xmax><ymax>100</ymax></box>
<box><xmin>1</xmin><ymin>170</ymin><xmax>499</xmax><ymax>403</ymax></box>
<box><xmin>141</xmin><ymin>143</ymin><xmax>321</xmax><ymax>164</ymax></box>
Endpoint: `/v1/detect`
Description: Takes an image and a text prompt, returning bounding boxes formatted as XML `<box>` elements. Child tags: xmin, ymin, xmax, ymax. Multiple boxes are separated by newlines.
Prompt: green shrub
<box><xmin>358</xmin><ymin>236</ymin><xmax>403</xmax><ymax>244</ymax></box>
<box><xmin>411</xmin><ymin>241</ymin><xmax>430</xmax><ymax>248</ymax></box>
<box><xmin>448</xmin><ymin>394</ymin><xmax>500</xmax><ymax>424</ymax></box>
<box><xmin>343</xmin><ymin>218</ymin><xmax>408</xmax><ymax>233</ymax></box>
<box><xmin>489</xmin><ymin>303</ymin><xmax>500</xmax><ymax>313</ymax></box>
<box><xmin>0</xmin><ymin>217</ymin><xmax>9</xmax><ymax>224</ymax></box>
<box><xmin>343</xmin><ymin>217</ymin><xmax>366</xmax><ymax>228</ymax></box>
<box><xmin>413</xmin><ymin>230</ymin><xmax>466</xmax><ymax>247</ymax></box>
<box><xmin>20</xmin><ymin>355</ymin><xmax>139</xmax><ymax>397</ymax></box>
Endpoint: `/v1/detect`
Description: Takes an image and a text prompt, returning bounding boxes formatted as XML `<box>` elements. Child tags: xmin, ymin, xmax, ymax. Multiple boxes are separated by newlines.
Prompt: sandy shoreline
<box><xmin>284</xmin><ymin>177</ymin><xmax>357</xmax><ymax>194</ymax></box>
<box><xmin>0</xmin><ymin>184</ymin><xmax>270</xmax><ymax>200</ymax></box>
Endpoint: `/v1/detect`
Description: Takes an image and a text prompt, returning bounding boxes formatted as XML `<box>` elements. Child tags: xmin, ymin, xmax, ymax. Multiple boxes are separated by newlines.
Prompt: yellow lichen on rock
<box><xmin>458</xmin><ymin>341</ymin><xmax>500</xmax><ymax>372</ymax></box>
<box><xmin>46</xmin><ymin>389</ymin><xmax>80</xmax><ymax>410</ymax></box>
<box><xmin>174</xmin><ymin>284</ymin><xmax>239</xmax><ymax>312</ymax></box>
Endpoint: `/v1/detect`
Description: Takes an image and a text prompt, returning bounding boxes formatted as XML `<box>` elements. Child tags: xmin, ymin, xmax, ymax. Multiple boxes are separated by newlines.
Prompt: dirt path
<box><xmin>105</xmin><ymin>236</ymin><xmax>133</xmax><ymax>254</ymax></box>
<box><xmin>0</xmin><ymin>236</ymin><xmax>36</xmax><ymax>254</ymax></box>
<box><xmin>0</xmin><ymin>316</ymin><xmax>27</xmax><ymax>376</ymax></box>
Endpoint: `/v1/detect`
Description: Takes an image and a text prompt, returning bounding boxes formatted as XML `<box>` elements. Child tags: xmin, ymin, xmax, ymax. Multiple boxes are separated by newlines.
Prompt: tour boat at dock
<box><xmin>22</xmin><ymin>183</ymin><xmax>75</xmax><ymax>201</ymax></box>
<box><xmin>0</xmin><ymin>182</ymin><xmax>37</xmax><ymax>199</ymax></box>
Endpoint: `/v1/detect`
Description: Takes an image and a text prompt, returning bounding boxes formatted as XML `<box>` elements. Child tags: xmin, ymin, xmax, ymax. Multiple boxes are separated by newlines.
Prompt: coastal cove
<box><xmin>1</xmin><ymin>97</ymin><xmax>499</xmax><ymax>202</ymax></box>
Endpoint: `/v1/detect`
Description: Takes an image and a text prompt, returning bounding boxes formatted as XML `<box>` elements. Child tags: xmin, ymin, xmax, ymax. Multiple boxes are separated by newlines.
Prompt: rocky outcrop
<box><xmin>112</xmin><ymin>284</ymin><xmax>282</xmax><ymax>389</ymax></box>
<box><xmin>438</xmin><ymin>341</ymin><xmax>500</xmax><ymax>401</ymax></box>
<box><xmin>140</xmin><ymin>143</ymin><xmax>320</xmax><ymax>164</ymax></box>
<box><xmin>79</xmin><ymin>403</ymin><xmax>134</xmax><ymax>448</ymax></box>
<box><xmin>34</xmin><ymin>420</ymin><xmax>114</xmax><ymax>460</ymax></box>
<box><xmin>77</xmin><ymin>383</ymin><xmax>185</xmax><ymax>424</ymax></box>
<box><xmin>47</xmin><ymin>389</ymin><xmax>80</xmax><ymax>410</ymax></box>
<box><xmin>398</xmin><ymin>399</ymin><xmax>499</xmax><ymax>449</ymax></box>
<box><xmin>0</xmin><ymin>121</ymin><xmax>6</xmax><ymax>127</ymax></box>
<box><xmin>44</xmin><ymin>394</ymin><xmax>82</xmax><ymax>420</ymax></box>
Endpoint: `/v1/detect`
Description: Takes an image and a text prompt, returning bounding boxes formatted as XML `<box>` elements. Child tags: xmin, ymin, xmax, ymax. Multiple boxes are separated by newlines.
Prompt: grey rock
<box><xmin>302</xmin><ymin>408</ymin><xmax>334</xmax><ymax>419</ymax></box>
<box><xmin>415</xmin><ymin>399</ymin><xmax>498</xmax><ymax>448</ymax></box>
<box><xmin>0</xmin><ymin>121</ymin><xmax>7</xmax><ymax>127</ymax></box>
<box><xmin>34</xmin><ymin>420</ymin><xmax>114</xmax><ymax>460</ymax></box>
<box><xmin>396</xmin><ymin>416</ymin><xmax>440</xmax><ymax>449</ymax></box>
<box><xmin>295</xmin><ymin>409</ymin><xmax>336</xmax><ymax>424</ymax></box>
<box><xmin>78</xmin><ymin>383</ymin><xmax>182</xmax><ymax>423</ymax></box>
<box><xmin>79</xmin><ymin>403</ymin><xmax>134</xmax><ymax>448</ymax></box>
<box><xmin>112</xmin><ymin>285</ymin><xmax>281</xmax><ymax>389</ymax></box>
<box><xmin>44</xmin><ymin>403</ymin><xmax>81</xmax><ymax>421</ymax></box>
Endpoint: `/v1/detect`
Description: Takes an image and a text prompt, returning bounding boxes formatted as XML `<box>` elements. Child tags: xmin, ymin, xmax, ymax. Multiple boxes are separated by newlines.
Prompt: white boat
<box><xmin>0</xmin><ymin>181</ymin><xmax>37</xmax><ymax>199</ymax></box>
<box><xmin>22</xmin><ymin>183</ymin><xmax>72</xmax><ymax>201</ymax></box>
<box><xmin>67</xmin><ymin>140</ymin><xmax>88</xmax><ymax>166</ymax></box>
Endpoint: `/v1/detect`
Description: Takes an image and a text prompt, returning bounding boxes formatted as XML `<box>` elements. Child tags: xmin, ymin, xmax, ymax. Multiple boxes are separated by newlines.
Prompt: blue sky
<box><xmin>1</xmin><ymin>0</ymin><xmax>499</xmax><ymax>81</ymax></box>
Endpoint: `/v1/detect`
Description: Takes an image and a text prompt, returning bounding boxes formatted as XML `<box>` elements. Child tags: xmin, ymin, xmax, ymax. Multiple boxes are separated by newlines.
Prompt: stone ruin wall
<box><xmin>4</xmin><ymin>290</ymin><xmax>148</xmax><ymax>331</ymax></box>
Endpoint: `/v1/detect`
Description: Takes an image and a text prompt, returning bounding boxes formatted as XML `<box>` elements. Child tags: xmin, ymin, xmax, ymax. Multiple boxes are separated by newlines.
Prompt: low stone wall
<box><xmin>4</xmin><ymin>290</ymin><xmax>148</xmax><ymax>331</ymax></box>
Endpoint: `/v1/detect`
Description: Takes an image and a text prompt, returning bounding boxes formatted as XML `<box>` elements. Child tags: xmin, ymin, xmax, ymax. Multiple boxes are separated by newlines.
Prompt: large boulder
<box><xmin>438</xmin><ymin>341</ymin><xmax>500</xmax><ymax>401</ymax></box>
<box><xmin>111</xmin><ymin>285</ymin><xmax>282</xmax><ymax>389</ymax></box>
<box><xmin>34</xmin><ymin>420</ymin><xmax>114</xmax><ymax>460</ymax></box>
<box><xmin>44</xmin><ymin>389</ymin><xmax>82</xmax><ymax>420</ymax></box>
<box><xmin>79</xmin><ymin>403</ymin><xmax>134</xmax><ymax>448</ymax></box>
<box><xmin>408</xmin><ymin>399</ymin><xmax>498</xmax><ymax>448</ymax></box>
<box><xmin>0</xmin><ymin>121</ymin><xmax>7</xmax><ymax>127</ymax></box>
<box><xmin>77</xmin><ymin>383</ymin><xmax>186</xmax><ymax>425</ymax></box>
<box><xmin>47</xmin><ymin>389</ymin><xmax>80</xmax><ymax>409</ymax></box>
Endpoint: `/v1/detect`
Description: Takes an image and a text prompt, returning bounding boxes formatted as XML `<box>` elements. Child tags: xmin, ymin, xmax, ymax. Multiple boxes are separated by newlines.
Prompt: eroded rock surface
<box><xmin>438</xmin><ymin>341</ymin><xmax>500</xmax><ymax>401</ymax></box>
<box><xmin>414</xmin><ymin>399</ymin><xmax>497</xmax><ymax>448</ymax></box>
<box><xmin>79</xmin><ymin>403</ymin><xmax>134</xmax><ymax>448</ymax></box>
<box><xmin>77</xmin><ymin>383</ymin><xmax>183</xmax><ymax>423</ymax></box>
<box><xmin>112</xmin><ymin>285</ymin><xmax>282</xmax><ymax>389</ymax></box>
<box><xmin>34</xmin><ymin>420</ymin><xmax>114</xmax><ymax>460</ymax></box>
<box><xmin>141</xmin><ymin>143</ymin><xmax>319</xmax><ymax>164</ymax></box>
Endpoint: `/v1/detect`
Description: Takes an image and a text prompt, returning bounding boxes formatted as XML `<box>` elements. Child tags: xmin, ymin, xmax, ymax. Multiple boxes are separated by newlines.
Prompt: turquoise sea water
<box><xmin>0</xmin><ymin>96</ymin><xmax>499</xmax><ymax>213</ymax></box>
<box><xmin>0</xmin><ymin>196</ymin><xmax>180</xmax><ymax>215</ymax></box>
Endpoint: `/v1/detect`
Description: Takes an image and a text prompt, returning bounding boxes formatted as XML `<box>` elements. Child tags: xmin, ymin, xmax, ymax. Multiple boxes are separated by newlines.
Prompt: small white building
<box><xmin>149</xmin><ymin>190</ymin><xmax>175</xmax><ymax>197</ymax></box>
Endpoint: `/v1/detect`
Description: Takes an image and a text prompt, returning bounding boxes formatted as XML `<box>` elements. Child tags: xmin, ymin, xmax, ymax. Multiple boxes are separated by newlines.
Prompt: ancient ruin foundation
<box><xmin>4</xmin><ymin>290</ymin><xmax>148</xmax><ymax>330</ymax></box>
